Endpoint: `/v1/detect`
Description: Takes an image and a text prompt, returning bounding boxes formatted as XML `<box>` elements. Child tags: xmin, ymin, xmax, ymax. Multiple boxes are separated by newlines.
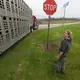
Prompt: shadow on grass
<box><xmin>0</xmin><ymin>33</ymin><xmax>31</xmax><ymax>60</ymax></box>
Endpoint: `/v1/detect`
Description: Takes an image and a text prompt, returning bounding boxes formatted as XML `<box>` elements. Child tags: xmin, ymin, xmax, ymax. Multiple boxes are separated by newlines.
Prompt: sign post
<box><xmin>43</xmin><ymin>0</ymin><xmax>57</xmax><ymax>49</ymax></box>
<box><xmin>47</xmin><ymin>15</ymin><xmax>50</xmax><ymax>49</ymax></box>
<box><xmin>62</xmin><ymin>2</ymin><xmax>69</xmax><ymax>33</ymax></box>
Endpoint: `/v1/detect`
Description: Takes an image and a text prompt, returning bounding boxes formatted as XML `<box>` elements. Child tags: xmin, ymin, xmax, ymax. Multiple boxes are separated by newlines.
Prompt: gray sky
<box><xmin>24</xmin><ymin>0</ymin><xmax>80</xmax><ymax>19</ymax></box>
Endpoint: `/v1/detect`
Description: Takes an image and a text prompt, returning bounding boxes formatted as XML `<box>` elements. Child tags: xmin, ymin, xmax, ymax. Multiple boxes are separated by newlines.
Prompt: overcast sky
<box><xmin>24</xmin><ymin>0</ymin><xmax>80</xmax><ymax>19</ymax></box>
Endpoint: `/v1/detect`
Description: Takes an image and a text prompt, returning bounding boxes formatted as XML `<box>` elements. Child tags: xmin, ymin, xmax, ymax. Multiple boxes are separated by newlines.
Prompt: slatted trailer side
<box><xmin>0</xmin><ymin>0</ymin><xmax>33</xmax><ymax>54</ymax></box>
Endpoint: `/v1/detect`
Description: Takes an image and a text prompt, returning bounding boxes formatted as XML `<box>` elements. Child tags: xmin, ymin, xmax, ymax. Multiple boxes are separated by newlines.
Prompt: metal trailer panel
<box><xmin>0</xmin><ymin>16</ymin><xmax>5</xmax><ymax>54</ymax></box>
<box><xmin>0</xmin><ymin>0</ymin><xmax>33</xmax><ymax>54</ymax></box>
<box><xmin>0</xmin><ymin>0</ymin><xmax>7</xmax><ymax>16</ymax></box>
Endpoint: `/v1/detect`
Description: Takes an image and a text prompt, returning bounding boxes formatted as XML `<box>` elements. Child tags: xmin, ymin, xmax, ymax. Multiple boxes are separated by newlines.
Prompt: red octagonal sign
<box><xmin>43</xmin><ymin>0</ymin><xmax>57</xmax><ymax>15</ymax></box>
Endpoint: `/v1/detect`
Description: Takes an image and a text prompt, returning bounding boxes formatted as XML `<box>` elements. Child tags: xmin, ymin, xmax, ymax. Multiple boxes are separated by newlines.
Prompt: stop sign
<box><xmin>43</xmin><ymin>0</ymin><xmax>57</xmax><ymax>15</ymax></box>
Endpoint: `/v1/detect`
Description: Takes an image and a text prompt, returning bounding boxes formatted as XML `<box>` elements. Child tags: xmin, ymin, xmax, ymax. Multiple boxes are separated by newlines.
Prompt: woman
<box><xmin>57</xmin><ymin>30</ymin><xmax>72</xmax><ymax>74</ymax></box>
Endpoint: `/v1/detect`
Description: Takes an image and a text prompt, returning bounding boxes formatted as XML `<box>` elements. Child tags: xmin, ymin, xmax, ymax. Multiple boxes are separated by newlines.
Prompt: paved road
<box><xmin>39</xmin><ymin>22</ymin><xmax>80</xmax><ymax>29</ymax></box>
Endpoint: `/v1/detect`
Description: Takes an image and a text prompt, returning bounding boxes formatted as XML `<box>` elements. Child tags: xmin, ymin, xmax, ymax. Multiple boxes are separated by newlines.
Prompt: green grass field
<box><xmin>0</xmin><ymin>24</ymin><xmax>80</xmax><ymax>80</ymax></box>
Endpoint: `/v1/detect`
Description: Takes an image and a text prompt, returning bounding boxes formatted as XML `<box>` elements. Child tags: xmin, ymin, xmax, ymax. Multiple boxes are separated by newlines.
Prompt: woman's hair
<box><xmin>65</xmin><ymin>30</ymin><xmax>72</xmax><ymax>38</ymax></box>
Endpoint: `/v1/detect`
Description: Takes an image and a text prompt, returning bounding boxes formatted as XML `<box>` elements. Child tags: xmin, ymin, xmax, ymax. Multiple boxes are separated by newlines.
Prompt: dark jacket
<box><xmin>59</xmin><ymin>38</ymin><xmax>72</xmax><ymax>57</ymax></box>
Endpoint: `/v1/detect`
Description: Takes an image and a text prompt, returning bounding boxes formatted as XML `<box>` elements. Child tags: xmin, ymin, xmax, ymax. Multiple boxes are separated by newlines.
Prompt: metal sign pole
<box><xmin>62</xmin><ymin>7</ymin><xmax>66</xmax><ymax>33</ymax></box>
<box><xmin>47</xmin><ymin>15</ymin><xmax>50</xmax><ymax>49</ymax></box>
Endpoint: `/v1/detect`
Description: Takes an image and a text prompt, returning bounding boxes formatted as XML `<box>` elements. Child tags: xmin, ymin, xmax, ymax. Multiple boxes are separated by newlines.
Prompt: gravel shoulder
<box><xmin>39</xmin><ymin>22</ymin><xmax>80</xmax><ymax>29</ymax></box>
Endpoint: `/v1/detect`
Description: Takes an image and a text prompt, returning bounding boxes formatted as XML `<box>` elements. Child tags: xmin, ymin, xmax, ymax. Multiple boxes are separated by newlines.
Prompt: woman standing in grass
<box><xmin>57</xmin><ymin>30</ymin><xmax>72</xmax><ymax>74</ymax></box>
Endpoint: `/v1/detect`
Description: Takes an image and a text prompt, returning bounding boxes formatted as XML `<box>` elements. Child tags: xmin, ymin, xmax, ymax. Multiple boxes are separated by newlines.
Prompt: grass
<box><xmin>0</xmin><ymin>24</ymin><xmax>80</xmax><ymax>80</ymax></box>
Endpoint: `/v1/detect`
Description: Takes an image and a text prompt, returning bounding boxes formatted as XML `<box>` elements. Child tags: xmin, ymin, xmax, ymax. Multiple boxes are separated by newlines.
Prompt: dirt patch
<box><xmin>16</xmin><ymin>63</ymin><xmax>22</xmax><ymax>74</ymax></box>
<box><xmin>15</xmin><ymin>63</ymin><xmax>25</xmax><ymax>80</ymax></box>
<box><xmin>41</xmin><ymin>43</ymin><xmax>58</xmax><ymax>51</ymax></box>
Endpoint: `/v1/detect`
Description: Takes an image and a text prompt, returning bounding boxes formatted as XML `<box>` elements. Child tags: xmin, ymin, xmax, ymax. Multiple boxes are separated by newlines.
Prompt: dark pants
<box><xmin>57</xmin><ymin>56</ymin><xmax>66</xmax><ymax>73</ymax></box>
<box><xmin>33</xmin><ymin>23</ymin><xmax>35</xmax><ymax>30</ymax></box>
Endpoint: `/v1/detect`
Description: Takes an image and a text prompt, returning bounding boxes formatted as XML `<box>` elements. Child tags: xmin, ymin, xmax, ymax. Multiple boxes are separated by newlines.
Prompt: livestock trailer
<box><xmin>0</xmin><ymin>0</ymin><xmax>33</xmax><ymax>54</ymax></box>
